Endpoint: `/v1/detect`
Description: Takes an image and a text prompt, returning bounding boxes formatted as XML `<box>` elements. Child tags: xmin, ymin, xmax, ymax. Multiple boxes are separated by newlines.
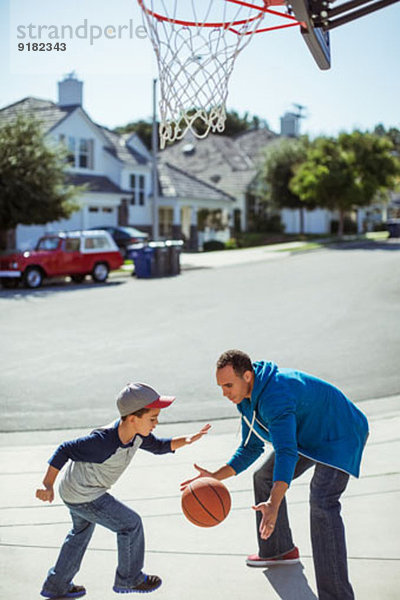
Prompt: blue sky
<box><xmin>1</xmin><ymin>0</ymin><xmax>399</xmax><ymax>138</ymax></box>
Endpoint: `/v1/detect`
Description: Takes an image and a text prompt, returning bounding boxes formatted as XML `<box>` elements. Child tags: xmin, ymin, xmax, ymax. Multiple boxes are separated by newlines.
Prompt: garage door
<box><xmin>88</xmin><ymin>206</ymin><xmax>117</xmax><ymax>228</ymax></box>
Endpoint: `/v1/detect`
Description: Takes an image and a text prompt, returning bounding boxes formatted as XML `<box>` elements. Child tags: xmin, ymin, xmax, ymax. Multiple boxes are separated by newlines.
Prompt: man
<box><xmin>183</xmin><ymin>350</ymin><xmax>369</xmax><ymax>600</ymax></box>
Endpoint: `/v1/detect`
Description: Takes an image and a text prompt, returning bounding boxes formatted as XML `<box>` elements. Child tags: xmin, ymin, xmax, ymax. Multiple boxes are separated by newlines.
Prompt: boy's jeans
<box><xmin>253</xmin><ymin>453</ymin><xmax>354</xmax><ymax>600</ymax></box>
<box><xmin>42</xmin><ymin>493</ymin><xmax>145</xmax><ymax>596</ymax></box>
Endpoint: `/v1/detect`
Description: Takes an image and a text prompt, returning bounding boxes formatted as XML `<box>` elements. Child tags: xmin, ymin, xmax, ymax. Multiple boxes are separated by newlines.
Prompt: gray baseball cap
<box><xmin>117</xmin><ymin>382</ymin><xmax>175</xmax><ymax>417</ymax></box>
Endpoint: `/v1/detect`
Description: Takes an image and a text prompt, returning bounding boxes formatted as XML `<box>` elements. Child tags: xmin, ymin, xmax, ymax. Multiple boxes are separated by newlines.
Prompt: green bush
<box><xmin>224</xmin><ymin>238</ymin><xmax>238</xmax><ymax>250</ymax></box>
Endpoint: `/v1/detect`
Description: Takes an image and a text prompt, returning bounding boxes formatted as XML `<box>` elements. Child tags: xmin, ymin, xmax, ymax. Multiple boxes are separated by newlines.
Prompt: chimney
<box><xmin>58</xmin><ymin>72</ymin><xmax>83</xmax><ymax>107</ymax></box>
<box><xmin>280</xmin><ymin>112</ymin><xmax>300</xmax><ymax>138</ymax></box>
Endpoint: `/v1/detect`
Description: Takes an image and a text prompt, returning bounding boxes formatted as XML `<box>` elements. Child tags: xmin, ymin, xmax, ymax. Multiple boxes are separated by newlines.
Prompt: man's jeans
<box><xmin>41</xmin><ymin>493</ymin><xmax>145</xmax><ymax>596</ymax></box>
<box><xmin>254</xmin><ymin>452</ymin><xmax>354</xmax><ymax>600</ymax></box>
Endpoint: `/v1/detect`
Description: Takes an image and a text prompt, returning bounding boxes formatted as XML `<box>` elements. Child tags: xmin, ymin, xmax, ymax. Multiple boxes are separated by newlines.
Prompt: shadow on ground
<box><xmin>0</xmin><ymin>279</ymin><xmax>126</xmax><ymax>299</ymax></box>
<box><xmin>263</xmin><ymin>563</ymin><xmax>318</xmax><ymax>600</ymax></box>
<box><xmin>324</xmin><ymin>239</ymin><xmax>400</xmax><ymax>252</ymax></box>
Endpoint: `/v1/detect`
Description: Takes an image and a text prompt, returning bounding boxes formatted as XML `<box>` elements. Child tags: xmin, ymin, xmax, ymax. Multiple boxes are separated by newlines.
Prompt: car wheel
<box><xmin>92</xmin><ymin>262</ymin><xmax>109</xmax><ymax>283</ymax></box>
<box><xmin>71</xmin><ymin>274</ymin><xmax>86</xmax><ymax>284</ymax></box>
<box><xmin>23</xmin><ymin>267</ymin><xmax>43</xmax><ymax>289</ymax></box>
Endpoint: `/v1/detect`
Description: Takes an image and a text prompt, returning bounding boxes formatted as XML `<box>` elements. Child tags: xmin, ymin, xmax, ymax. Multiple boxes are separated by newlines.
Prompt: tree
<box><xmin>0</xmin><ymin>115</ymin><xmax>81</xmax><ymax>249</ymax></box>
<box><xmin>114</xmin><ymin>119</ymin><xmax>153</xmax><ymax>150</ymax></box>
<box><xmin>290</xmin><ymin>133</ymin><xmax>400</xmax><ymax>236</ymax></box>
<box><xmin>373</xmin><ymin>124</ymin><xmax>400</xmax><ymax>154</ymax></box>
<box><xmin>254</xmin><ymin>137</ymin><xmax>310</xmax><ymax>233</ymax></box>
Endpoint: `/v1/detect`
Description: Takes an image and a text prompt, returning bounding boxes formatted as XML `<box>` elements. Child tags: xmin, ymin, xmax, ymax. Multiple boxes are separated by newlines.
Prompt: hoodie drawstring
<box><xmin>244</xmin><ymin>410</ymin><xmax>256</xmax><ymax>447</ymax></box>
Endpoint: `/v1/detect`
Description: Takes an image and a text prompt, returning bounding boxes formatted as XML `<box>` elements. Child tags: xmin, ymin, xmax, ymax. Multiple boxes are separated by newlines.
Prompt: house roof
<box><xmin>0</xmin><ymin>97</ymin><xmax>76</xmax><ymax>131</ymax></box>
<box><xmin>100</xmin><ymin>127</ymin><xmax>149</xmax><ymax>167</ymax></box>
<box><xmin>0</xmin><ymin>97</ymin><xmax>149</xmax><ymax>168</ymax></box>
<box><xmin>158</xmin><ymin>162</ymin><xmax>235</xmax><ymax>203</ymax></box>
<box><xmin>67</xmin><ymin>173</ymin><xmax>129</xmax><ymax>194</ymax></box>
<box><xmin>158</xmin><ymin>128</ymin><xmax>278</xmax><ymax>198</ymax></box>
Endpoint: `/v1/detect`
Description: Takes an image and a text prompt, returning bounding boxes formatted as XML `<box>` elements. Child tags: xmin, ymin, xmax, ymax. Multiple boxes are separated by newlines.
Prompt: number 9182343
<box><xmin>18</xmin><ymin>42</ymin><xmax>67</xmax><ymax>51</ymax></box>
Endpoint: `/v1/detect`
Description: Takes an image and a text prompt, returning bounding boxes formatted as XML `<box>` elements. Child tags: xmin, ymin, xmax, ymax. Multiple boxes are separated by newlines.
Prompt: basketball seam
<box><xmin>206</xmin><ymin>482</ymin><xmax>228</xmax><ymax>519</ymax></box>
<box><xmin>188</xmin><ymin>483</ymin><xmax>220</xmax><ymax>524</ymax></box>
<box><xmin>181</xmin><ymin>505</ymin><xmax>211</xmax><ymax>527</ymax></box>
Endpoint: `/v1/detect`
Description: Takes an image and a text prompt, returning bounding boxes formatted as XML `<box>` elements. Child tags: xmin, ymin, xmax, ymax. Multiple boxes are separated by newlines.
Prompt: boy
<box><xmin>36</xmin><ymin>382</ymin><xmax>210</xmax><ymax>598</ymax></box>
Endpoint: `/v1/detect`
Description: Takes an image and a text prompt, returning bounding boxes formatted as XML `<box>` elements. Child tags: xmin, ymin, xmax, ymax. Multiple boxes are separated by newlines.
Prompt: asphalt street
<box><xmin>1</xmin><ymin>242</ymin><xmax>399</xmax><ymax>432</ymax></box>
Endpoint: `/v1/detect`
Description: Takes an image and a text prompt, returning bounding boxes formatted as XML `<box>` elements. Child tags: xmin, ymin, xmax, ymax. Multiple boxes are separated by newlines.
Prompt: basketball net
<box><xmin>137</xmin><ymin>1</ymin><xmax>270</xmax><ymax>148</ymax></box>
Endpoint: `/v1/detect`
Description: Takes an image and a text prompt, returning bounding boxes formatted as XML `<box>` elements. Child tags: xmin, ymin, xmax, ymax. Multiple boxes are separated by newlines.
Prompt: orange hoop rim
<box><xmin>138</xmin><ymin>0</ymin><xmax>267</xmax><ymax>28</ymax></box>
<box><xmin>137</xmin><ymin>0</ymin><xmax>302</xmax><ymax>33</ymax></box>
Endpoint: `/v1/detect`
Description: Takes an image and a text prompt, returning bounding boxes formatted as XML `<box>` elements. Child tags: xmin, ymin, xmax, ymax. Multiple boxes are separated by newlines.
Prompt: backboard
<box><xmin>289</xmin><ymin>0</ymin><xmax>400</xmax><ymax>70</ymax></box>
<box><xmin>288</xmin><ymin>0</ymin><xmax>331</xmax><ymax>70</ymax></box>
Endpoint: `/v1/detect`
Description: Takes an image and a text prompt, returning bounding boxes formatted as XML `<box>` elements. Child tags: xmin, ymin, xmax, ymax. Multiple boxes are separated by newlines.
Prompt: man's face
<box><xmin>216</xmin><ymin>365</ymin><xmax>253</xmax><ymax>405</ymax></box>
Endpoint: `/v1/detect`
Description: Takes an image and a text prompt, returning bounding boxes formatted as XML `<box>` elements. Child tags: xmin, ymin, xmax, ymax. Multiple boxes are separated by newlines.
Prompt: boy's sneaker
<box><xmin>246</xmin><ymin>546</ymin><xmax>300</xmax><ymax>567</ymax></box>
<box><xmin>40</xmin><ymin>584</ymin><xmax>86</xmax><ymax>598</ymax></box>
<box><xmin>113</xmin><ymin>575</ymin><xmax>162</xmax><ymax>594</ymax></box>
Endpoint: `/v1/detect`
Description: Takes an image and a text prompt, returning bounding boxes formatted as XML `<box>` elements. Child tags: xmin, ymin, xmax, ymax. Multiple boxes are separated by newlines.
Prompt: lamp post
<box><xmin>151</xmin><ymin>78</ymin><xmax>159</xmax><ymax>240</ymax></box>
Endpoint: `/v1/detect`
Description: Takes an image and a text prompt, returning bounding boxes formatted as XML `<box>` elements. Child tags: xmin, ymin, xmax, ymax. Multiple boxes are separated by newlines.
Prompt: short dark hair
<box><xmin>121</xmin><ymin>407</ymin><xmax>150</xmax><ymax>421</ymax></box>
<box><xmin>216</xmin><ymin>349</ymin><xmax>253</xmax><ymax>377</ymax></box>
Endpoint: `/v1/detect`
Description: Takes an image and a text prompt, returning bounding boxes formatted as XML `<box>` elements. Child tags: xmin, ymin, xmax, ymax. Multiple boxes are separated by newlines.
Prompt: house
<box><xmin>0</xmin><ymin>73</ymin><xmax>237</xmax><ymax>250</ymax></box>
<box><xmin>158</xmin><ymin>127</ymin><xmax>341</xmax><ymax>236</ymax></box>
<box><xmin>158</xmin><ymin>127</ymin><xmax>277</xmax><ymax>234</ymax></box>
<box><xmin>157</xmin><ymin>161</ymin><xmax>235</xmax><ymax>250</ymax></box>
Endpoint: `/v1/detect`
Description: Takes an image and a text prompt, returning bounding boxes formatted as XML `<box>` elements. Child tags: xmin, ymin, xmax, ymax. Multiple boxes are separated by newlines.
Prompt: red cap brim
<box><xmin>146</xmin><ymin>396</ymin><xmax>175</xmax><ymax>409</ymax></box>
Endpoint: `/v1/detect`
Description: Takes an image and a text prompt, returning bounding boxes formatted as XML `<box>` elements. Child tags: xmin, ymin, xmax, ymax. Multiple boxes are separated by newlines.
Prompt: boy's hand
<box><xmin>185</xmin><ymin>423</ymin><xmax>211</xmax><ymax>444</ymax></box>
<box><xmin>36</xmin><ymin>487</ymin><xmax>54</xmax><ymax>503</ymax></box>
<box><xmin>171</xmin><ymin>424</ymin><xmax>211</xmax><ymax>452</ymax></box>
<box><xmin>180</xmin><ymin>463</ymin><xmax>213</xmax><ymax>490</ymax></box>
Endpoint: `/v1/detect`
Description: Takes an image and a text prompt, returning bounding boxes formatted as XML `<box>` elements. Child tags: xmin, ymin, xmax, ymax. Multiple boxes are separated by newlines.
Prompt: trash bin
<box><xmin>387</xmin><ymin>219</ymin><xmax>400</xmax><ymax>238</ymax></box>
<box><xmin>166</xmin><ymin>240</ymin><xmax>183</xmax><ymax>276</ymax></box>
<box><xmin>149</xmin><ymin>242</ymin><xmax>169</xmax><ymax>277</ymax></box>
<box><xmin>127</xmin><ymin>244</ymin><xmax>155</xmax><ymax>279</ymax></box>
<box><xmin>128</xmin><ymin>241</ymin><xmax>183</xmax><ymax>278</ymax></box>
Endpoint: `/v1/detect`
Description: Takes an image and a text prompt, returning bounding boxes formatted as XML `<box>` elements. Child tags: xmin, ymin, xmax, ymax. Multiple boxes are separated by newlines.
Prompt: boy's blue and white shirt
<box><xmin>49</xmin><ymin>420</ymin><xmax>173</xmax><ymax>504</ymax></box>
<box><xmin>227</xmin><ymin>361</ymin><xmax>369</xmax><ymax>485</ymax></box>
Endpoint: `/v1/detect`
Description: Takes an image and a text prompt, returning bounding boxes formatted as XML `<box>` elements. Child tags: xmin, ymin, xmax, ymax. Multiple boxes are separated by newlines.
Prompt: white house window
<box><xmin>130</xmin><ymin>174</ymin><xmax>146</xmax><ymax>206</ymax></box>
<box><xmin>59</xmin><ymin>135</ymin><xmax>94</xmax><ymax>169</ymax></box>
<box><xmin>79</xmin><ymin>138</ymin><xmax>93</xmax><ymax>168</ymax></box>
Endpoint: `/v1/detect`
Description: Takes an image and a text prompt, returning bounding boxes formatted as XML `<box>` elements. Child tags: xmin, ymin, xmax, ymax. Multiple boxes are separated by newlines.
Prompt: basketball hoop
<box><xmin>137</xmin><ymin>1</ymin><xmax>302</xmax><ymax>148</ymax></box>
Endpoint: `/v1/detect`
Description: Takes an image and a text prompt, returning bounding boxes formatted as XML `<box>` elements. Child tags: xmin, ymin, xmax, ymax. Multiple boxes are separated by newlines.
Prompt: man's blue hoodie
<box><xmin>227</xmin><ymin>361</ymin><xmax>369</xmax><ymax>485</ymax></box>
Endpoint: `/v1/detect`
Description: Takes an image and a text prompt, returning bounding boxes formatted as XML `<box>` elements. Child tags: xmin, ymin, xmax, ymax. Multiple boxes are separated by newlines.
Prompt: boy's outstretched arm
<box><xmin>170</xmin><ymin>423</ymin><xmax>211</xmax><ymax>451</ymax></box>
<box><xmin>36</xmin><ymin>465</ymin><xmax>60</xmax><ymax>503</ymax></box>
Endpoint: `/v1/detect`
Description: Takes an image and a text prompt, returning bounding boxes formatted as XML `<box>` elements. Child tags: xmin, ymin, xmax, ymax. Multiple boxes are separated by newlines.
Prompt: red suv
<box><xmin>0</xmin><ymin>230</ymin><xmax>123</xmax><ymax>289</ymax></box>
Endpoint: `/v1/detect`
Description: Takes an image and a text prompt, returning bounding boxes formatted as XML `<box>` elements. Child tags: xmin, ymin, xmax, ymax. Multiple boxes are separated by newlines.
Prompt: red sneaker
<box><xmin>246</xmin><ymin>546</ymin><xmax>300</xmax><ymax>567</ymax></box>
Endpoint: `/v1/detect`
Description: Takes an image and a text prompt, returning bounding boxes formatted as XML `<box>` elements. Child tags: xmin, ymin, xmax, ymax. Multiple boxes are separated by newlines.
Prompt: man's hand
<box><xmin>180</xmin><ymin>463</ymin><xmax>236</xmax><ymax>491</ymax></box>
<box><xmin>252</xmin><ymin>501</ymin><xmax>279</xmax><ymax>540</ymax></box>
<box><xmin>36</xmin><ymin>486</ymin><xmax>55</xmax><ymax>503</ymax></box>
<box><xmin>184</xmin><ymin>423</ymin><xmax>211</xmax><ymax>444</ymax></box>
<box><xmin>180</xmin><ymin>463</ymin><xmax>213</xmax><ymax>491</ymax></box>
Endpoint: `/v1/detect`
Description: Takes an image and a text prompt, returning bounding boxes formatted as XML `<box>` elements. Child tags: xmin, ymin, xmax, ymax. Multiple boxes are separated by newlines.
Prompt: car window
<box><xmin>36</xmin><ymin>237</ymin><xmax>60</xmax><ymax>251</ymax></box>
<box><xmin>84</xmin><ymin>236</ymin><xmax>113</xmax><ymax>250</ymax></box>
<box><xmin>65</xmin><ymin>238</ymin><xmax>80</xmax><ymax>252</ymax></box>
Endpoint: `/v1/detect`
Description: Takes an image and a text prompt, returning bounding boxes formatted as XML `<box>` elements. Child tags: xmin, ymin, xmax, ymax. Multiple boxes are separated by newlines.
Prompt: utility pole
<box><xmin>151</xmin><ymin>78</ymin><xmax>159</xmax><ymax>240</ymax></box>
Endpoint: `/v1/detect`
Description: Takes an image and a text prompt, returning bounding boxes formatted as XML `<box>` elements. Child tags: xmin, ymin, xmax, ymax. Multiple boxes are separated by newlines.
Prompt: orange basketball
<box><xmin>181</xmin><ymin>477</ymin><xmax>231</xmax><ymax>527</ymax></box>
